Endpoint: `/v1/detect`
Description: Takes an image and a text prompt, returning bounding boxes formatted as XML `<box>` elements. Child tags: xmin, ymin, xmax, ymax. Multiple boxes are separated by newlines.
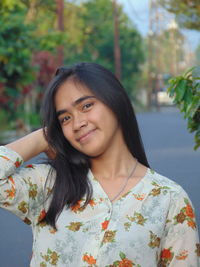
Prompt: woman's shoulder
<box><xmin>146</xmin><ymin>168</ymin><xmax>189</xmax><ymax>198</ymax></box>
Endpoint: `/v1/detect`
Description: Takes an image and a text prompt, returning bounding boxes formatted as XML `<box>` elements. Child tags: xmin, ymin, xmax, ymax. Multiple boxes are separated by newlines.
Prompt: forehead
<box><xmin>54</xmin><ymin>79</ymin><xmax>93</xmax><ymax>108</ymax></box>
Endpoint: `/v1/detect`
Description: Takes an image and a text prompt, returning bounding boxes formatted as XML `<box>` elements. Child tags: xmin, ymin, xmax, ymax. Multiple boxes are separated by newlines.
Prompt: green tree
<box><xmin>168</xmin><ymin>67</ymin><xmax>200</xmax><ymax>150</ymax></box>
<box><xmin>0</xmin><ymin>0</ymin><xmax>145</xmax><ymax>131</ymax></box>
<box><xmin>159</xmin><ymin>0</ymin><xmax>200</xmax><ymax>30</ymax></box>
<box><xmin>0</xmin><ymin>6</ymin><xmax>36</xmax><ymax>123</ymax></box>
<box><xmin>64</xmin><ymin>0</ymin><xmax>145</xmax><ymax>97</ymax></box>
<box><xmin>0</xmin><ymin>0</ymin><xmax>66</xmax><ymax>129</ymax></box>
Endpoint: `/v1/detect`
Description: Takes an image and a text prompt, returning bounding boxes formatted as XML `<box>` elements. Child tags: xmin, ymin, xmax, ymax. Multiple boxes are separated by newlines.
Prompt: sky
<box><xmin>118</xmin><ymin>0</ymin><xmax>200</xmax><ymax>51</ymax></box>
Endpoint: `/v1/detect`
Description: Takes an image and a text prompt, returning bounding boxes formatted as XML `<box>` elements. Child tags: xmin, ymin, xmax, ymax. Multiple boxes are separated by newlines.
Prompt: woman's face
<box><xmin>54</xmin><ymin>79</ymin><xmax>123</xmax><ymax>157</ymax></box>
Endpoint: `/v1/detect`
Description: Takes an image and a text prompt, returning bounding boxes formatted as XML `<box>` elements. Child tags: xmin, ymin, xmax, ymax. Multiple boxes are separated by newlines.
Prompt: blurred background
<box><xmin>0</xmin><ymin>0</ymin><xmax>200</xmax><ymax>266</ymax></box>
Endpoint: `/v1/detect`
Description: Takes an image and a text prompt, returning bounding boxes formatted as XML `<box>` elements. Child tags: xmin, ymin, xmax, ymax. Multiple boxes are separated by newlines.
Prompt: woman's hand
<box><xmin>44</xmin><ymin>146</ymin><xmax>57</xmax><ymax>159</ymax></box>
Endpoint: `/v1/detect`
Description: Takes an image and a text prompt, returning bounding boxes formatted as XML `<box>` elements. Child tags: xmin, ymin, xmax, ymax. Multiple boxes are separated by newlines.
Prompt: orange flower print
<box><xmin>175</xmin><ymin>250</ymin><xmax>188</xmax><ymax>260</ymax></box>
<box><xmin>5</xmin><ymin>185</ymin><xmax>16</xmax><ymax>199</ymax></box>
<box><xmin>106</xmin><ymin>252</ymin><xmax>136</xmax><ymax>267</ymax></box>
<box><xmin>14</xmin><ymin>158</ymin><xmax>22</xmax><ymax>168</ymax></box>
<box><xmin>8</xmin><ymin>176</ymin><xmax>15</xmax><ymax>185</ymax></box>
<box><xmin>133</xmin><ymin>193</ymin><xmax>146</xmax><ymax>201</ymax></box>
<box><xmin>159</xmin><ymin>247</ymin><xmax>174</xmax><ymax>266</ymax></box>
<box><xmin>38</xmin><ymin>209</ymin><xmax>46</xmax><ymax>222</ymax></box>
<box><xmin>187</xmin><ymin>220</ymin><xmax>196</xmax><ymax>229</ymax></box>
<box><xmin>119</xmin><ymin>258</ymin><xmax>133</xmax><ymax>267</ymax></box>
<box><xmin>25</xmin><ymin>164</ymin><xmax>34</xmax><ymax>168</ymax></box>
<box><xmin>89</xmin><ymin>199</ymin><xmax>96</xmax><ymax>207</ymax></box>
<box><xmin>174</xmin><ymin>198</ymin><xmax>196</xmax><ymax>229</ymax></box>
<box><xmin>71</xmin><ymin>200</ymin><xmax>85</xmax><ymax>213</ymax></box>
<box><xmin>0</xmin><ymin>155</ymin><xmax>10</xmax><ymax>161</ymax></box>
<box><xmin>161</xmin><ymin>248</ymin><xmax>172</xmax><ymax>259</ymax></box>
<box><xmin>101</xmin><ymin>220</ymin><xmax>109</xmax><ymax>231</ymax></box>
<box><xmin>82</xmin><ymin>253</ymin><xmax>96</xmax><ymax>265</ymax></box>
<box><xmin>185</xmin><ymin>204</ymin><xmax>195</xmax><ymax>218</ymax></box>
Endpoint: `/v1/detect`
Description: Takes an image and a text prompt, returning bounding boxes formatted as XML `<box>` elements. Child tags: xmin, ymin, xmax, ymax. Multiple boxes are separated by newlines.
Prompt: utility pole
<box><xmin>148</xmin><ymin>0</ymin><xmax>165</xmax><ymax>110</ymax></box>
<box><xmin>56</xmin><ymin>0</ymin><xmax>64</xmax><ymax>67</ymax></box>
<box><xmin>113</xmin><ymin>0</ymin><xmax>121</xmax><ymax>80</ymax></box>
<box><xmin>168</xmin><ymin>19</ymin><xmax>178</xmax><ymax>76</ymax></box>
<box><xmin>147</xmin><ymin>0</ymin><xmax>154</xmax><ymax>109</ymax></box>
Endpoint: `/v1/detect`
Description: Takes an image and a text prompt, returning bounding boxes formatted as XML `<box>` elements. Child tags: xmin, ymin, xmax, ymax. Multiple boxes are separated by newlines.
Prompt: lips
<box><xmin>77</xmin><ymin>129</ymin><xmax>96</xmax><ymax>143</ymax></box>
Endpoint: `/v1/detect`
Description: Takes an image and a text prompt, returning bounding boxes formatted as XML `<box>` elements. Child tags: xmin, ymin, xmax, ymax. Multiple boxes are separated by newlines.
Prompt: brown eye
<box><xmin>82</xmin><ymin>102</ymin><xmax>94</xmax><ymax>110</ymax></box>
<box><xmin>60</xmin><ymin>115</ymin><xmax>71</xmax><ymax>124</ymax></box>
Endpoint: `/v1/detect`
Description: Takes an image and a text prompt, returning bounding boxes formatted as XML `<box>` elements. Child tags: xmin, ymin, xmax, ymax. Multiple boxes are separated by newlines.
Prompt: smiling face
<box><xmin>54</xmin><ymin>79</ymin><xmax>124</xmax><ymax>158</ymax></box>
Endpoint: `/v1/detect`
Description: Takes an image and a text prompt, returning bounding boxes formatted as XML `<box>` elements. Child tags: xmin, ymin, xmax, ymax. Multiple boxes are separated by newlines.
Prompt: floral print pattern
<box><xmin>101</xmin><ymin>219</ymin><xmax>109</xmax><ymax>231</ymax></box>
<box><xmin>173</xmin><ymin>198</ymin><xmax>196</xmax><ymax>229</ymax></box>
<box><xmin>148</xmin><ymin>231</ymin><xmax>161</xmax><ymax>248</ymax></box>
<box><xmin>0</xmin><ymin>146</ymin><xmax>199</xmax><ymax>267</ymax></box>
<box><xmin>82</xmin><ymin>253</ymin><xmax>97</xmax><ymax>266</ymax></box>
<box><xmin>102</xmin><ymin>230</ymin><xmax>116</xmax><ymax>245</ymax></box>
<box><xmin>126</xmin><ymin>212</ymin><xmax>147</xmax><ymax>226</ymax></box>
<box><xmin>105</xmin><ymin>252</ymin><xmax>141</xmax><ymax>267</ymax></box>
<box><xmin>159</xmin><ymin>247</ymin><xmax>174</xmax><ymax>266</ymax></box>
<box><xmin>195</xmin><ymin>243</ymin><xmax>200</xmax><ymax>257</ymax></box>
<box><xmin>40</xmin><ymin>249</ymin><xmax>60</xmax><ymax>266</ymax></box>
<box><xmin>66</xmin><ymin>222</ymin><xmax>83</xmax><ymax>232</ymax></box>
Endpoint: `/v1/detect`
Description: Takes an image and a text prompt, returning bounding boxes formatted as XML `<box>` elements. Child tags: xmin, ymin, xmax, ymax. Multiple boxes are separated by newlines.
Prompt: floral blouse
<box><xmin>0</xmin><ymin>146</ymin><xmax>199</xmax><ymax>267</ymax></box>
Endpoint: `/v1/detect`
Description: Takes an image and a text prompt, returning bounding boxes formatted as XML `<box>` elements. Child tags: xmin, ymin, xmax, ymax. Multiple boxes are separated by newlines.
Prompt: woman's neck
<box><xmin>90</xmin><ymin>142</ymin><xmax>137</xmax><ymax>181</ymax></box>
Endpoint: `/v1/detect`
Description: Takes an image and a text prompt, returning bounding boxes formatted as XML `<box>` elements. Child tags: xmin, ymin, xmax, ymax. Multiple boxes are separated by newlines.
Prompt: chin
<box><xmin>77</xmin><ymin>146</ymin><xmax>105</xmax><ymax>158</ymax></box>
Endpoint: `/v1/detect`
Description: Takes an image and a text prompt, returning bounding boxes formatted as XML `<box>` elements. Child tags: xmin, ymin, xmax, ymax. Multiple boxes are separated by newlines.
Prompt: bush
<box><xmin>168</xmin><ymin>66</ymin><xmax>200</xmax><ymax>150</ymax></box>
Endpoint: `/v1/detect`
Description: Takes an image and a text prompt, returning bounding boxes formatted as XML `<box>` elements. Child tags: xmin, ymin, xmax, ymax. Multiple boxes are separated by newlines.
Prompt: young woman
<box><xmin>0</xmin><ymin>62</ymin><xmax>199</xmax><ymax>267</ymax></box>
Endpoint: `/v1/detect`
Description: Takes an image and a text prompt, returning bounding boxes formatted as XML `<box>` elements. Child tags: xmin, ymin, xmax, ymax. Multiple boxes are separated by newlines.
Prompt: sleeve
<box><xmin>159</xmin><ymin>187</ymin><xmax>200</xmax><ymax>267</ymax></box>
<box><xmin>0</xmin><ymin>146</ymin><xmax>54</xmax><ymax>225</ymax></box>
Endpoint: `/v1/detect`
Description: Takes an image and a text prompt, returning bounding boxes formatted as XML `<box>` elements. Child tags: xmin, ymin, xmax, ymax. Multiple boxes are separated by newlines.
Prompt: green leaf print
<box><xmin>124</xmin><ymin>222</ymin><xmax>131</xmax><ymax>231</ymax></box>
<box><xmin>41</xmin><ymin>249</ymin><xmax>60</xmax><ymax>266</ymax></box>
<box><xmin>119</xmin><ymin>251</ymin><xmax>126</xmax><ymax>260</ymax></box>
<box><xmin>126</xmin><ymin>212</ymin><xmax>147</xmax><ymax>226</ymax></box>
<box><xmin>148</xmin><ymin>231</ymin><xmax>161</xmax><ymax>248</ymax></box>
<box><xmin>66</xmin><ymin>222</ymin><xmax>83</xmax><ymax>232</ymax></box>
<box><xmin>18</xmin><ymin>201</ymin><xmax>28</xmax><ymax>214</ymax></box>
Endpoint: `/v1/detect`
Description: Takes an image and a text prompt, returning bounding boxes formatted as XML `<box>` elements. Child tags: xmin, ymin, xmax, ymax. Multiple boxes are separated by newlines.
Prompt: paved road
<box><xmin>0</xmin><ymin>107</ymin><xmax>199</xmax><ymax>267</ymax></box>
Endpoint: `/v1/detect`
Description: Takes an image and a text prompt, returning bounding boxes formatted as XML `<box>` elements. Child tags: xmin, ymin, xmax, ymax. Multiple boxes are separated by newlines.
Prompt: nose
<box><xmin>73</xmin><ymin>113</ymin><xmax>88</xmax><ymax>131</ymax></box>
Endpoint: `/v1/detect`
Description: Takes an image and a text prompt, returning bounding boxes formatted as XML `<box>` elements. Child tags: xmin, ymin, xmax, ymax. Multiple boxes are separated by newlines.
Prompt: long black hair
<box><xmin>41</xmin><ymin>62</ymin><xmax>150</xmax><ymax>229</ymax></box>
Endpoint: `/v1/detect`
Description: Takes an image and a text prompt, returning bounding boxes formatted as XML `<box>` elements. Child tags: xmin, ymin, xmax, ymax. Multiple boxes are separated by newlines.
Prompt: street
<box><xmin>0</xmin><ymin>106</ymin><xmax>199</xmax><ymax>267</ymax></box>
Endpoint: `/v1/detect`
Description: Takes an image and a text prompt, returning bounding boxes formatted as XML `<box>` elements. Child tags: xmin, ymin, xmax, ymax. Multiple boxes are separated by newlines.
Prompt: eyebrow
<box><xmin>56</xmin><ymin>95</ymin><xmax>96</xmax><ymax>117</ymax></box>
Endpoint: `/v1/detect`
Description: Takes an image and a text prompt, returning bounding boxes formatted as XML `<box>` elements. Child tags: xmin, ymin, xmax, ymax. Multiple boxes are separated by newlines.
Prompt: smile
<box><xmin>77</xmin><ymin>129</ymin><xmax>97</xmax><ymax>144</ymax></box>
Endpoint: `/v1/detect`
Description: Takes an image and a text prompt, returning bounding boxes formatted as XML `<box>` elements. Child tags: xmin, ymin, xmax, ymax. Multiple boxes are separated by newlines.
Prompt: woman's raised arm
<box><xmin>5</xmin><ymin>128</ymin><xmax>49</xmax><ymax>162</ymax></box>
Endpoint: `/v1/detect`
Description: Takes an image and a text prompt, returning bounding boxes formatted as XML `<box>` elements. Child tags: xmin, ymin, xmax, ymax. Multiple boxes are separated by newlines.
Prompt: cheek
<box><xmin>62</xmin><ymin>126</ymin><xmax>73</xmax><ymax>142</ymax></box>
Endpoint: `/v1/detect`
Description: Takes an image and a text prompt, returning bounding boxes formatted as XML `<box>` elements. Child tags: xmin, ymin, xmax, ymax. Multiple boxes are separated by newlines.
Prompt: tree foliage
<box><xmin>168</xmin><ymin>67</ymin><xmax>200</xmax><ymax>150</ymax></box>
<box><xmin>159</xmin><ymin>0</ymin><xmax>200</xmax><ymax>30</ymax></box>
<box><xmin>0</xmin><ymin>0</ymin><xmax>145</xmax><ymax>130</ymax></box>
<box><xmin>64</xmin><ymin>0</ymin><xmax>145</xmax><ymax>96</ymax></box>
<box><xmin>0</xmin><ymin>6</ymin><xmax>36</xmax><ymax>120</ymax></box>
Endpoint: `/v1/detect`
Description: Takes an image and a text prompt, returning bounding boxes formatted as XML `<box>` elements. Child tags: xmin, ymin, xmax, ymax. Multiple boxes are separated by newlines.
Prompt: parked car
<box><xmin>157</xmin><ymin>87</ymin><xmax>174</xmax><ymax>105</ymax></box>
